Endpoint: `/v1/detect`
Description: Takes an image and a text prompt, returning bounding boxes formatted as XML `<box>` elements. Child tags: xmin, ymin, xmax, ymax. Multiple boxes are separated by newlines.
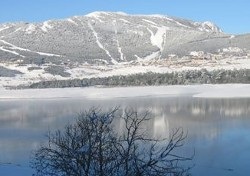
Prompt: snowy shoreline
<box><xmin>0</xmin><ymin>84</ymin><xmax>250</xmax><ymax>100</ymax></box>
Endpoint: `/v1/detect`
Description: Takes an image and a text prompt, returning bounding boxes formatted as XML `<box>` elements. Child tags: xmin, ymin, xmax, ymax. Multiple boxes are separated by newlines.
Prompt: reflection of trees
<box><xmin>150</xmin><ymin>107</ymin><xmax>170</xmax><ymax>139</ymax></box>
<box><xmin>190</xmin><ymin>98</ymin><xmax>250</xmax><ymax>118</ymax></box>
<box><xmin>1</xmin><ymin>97</ymin><xmax>250</xmax><ymax>131</ymax></box>
<box><xmin>1</xmin><ymin>96</ymin><xmax>250</xmax><ymax>167</ymax></box>
<box><xmin>0</xmin><ymin>99</ymin><xmax>97</xmax><ymax>129</ymax></box>
<box><xmin>150</xmin><ymin>97</ymin><xmax>250</xmax><ymax>119</ymax></box>
<box><xmin>115</xmin><ymin>97</ymin><xmax>250</xmax><ymax>141</ymax></box>
<box><xmin>31</xmin><ymin>108</ymin><xmax>192</xmax><ymax>176</ymax></box>
<box><xmin>153</xmin><ymin>114</ymin><xmax>170</xmax><ymax>138</ymax></box>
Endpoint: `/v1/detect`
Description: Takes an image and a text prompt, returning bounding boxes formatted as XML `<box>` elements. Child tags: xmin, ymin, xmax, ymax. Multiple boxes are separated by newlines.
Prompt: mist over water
<box><xmin>0</xmin><ymin>96</ymin><xmax>250</xmax><ymax>175</ymax></box>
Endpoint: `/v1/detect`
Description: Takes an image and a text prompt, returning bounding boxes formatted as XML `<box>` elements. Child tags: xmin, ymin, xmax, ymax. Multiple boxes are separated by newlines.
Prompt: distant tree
<box><xmin>26</xmin><ymin>69</ymin><xmax>250</xmax><ymax>89</ymax></box>
<box><xmin>31</xmin><ymin>108</ymin><xmax>193</xmax><ymax>176</ymax></box>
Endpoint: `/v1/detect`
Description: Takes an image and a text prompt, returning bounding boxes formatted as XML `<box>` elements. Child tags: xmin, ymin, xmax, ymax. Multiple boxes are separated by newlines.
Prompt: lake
<box><xmin>0</xmin><ymin>95</ymin><xmax>250</xmax><ymax>175</ymax></box>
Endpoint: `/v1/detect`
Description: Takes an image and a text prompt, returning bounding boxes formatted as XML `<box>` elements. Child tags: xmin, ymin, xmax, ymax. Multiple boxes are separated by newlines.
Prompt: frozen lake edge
<box><xmin>0</xmin><ymin>84</ymin><xmax>250</xmax><ymax>100</ymax></box>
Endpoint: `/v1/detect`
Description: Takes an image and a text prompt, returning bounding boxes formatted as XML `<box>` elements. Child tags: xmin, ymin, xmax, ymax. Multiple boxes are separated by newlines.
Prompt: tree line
<box><xmin>26</xmin><ymin>69</ymin><xmax>250</xmax><ymax>89</ymax></box>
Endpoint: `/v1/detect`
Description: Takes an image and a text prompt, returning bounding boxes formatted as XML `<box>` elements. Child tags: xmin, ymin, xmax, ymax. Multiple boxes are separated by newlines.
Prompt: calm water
<box><xmin>0</xmin><ymin>96</ymin><xmax>250</xmax><ymax>175</ymax></box>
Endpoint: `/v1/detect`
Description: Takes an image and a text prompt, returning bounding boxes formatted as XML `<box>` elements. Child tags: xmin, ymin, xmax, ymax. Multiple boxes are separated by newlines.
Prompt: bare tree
<box><xmin>114</xmin><ymin>109</ymin><xmax>192</xmax><ymax>176</ymax></box>
<box><xmin>31</xmin><ymin>108</ymin><xmax>193</xmax><ymax>176</ymax></box>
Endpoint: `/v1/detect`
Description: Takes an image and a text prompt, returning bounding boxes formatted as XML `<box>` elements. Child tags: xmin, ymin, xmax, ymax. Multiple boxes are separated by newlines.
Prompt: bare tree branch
<box><xmin>31</xmin><ymin>108</ymin><xmax>193</xmax><ymax>176</ymax></box>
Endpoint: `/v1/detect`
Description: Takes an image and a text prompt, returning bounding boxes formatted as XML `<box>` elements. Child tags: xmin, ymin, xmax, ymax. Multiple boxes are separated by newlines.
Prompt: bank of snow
<box><xmin>0</xmin><ymin>84</ymin><xmax>250</xmax><ymax>100</ymax></box>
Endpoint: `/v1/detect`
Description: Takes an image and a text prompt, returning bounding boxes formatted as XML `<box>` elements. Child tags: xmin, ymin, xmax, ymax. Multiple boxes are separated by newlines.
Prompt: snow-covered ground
<box><xmin>0</xmin><ymin>84</ymin><xmax>250</xmax><ymax>100</ymax></box>
<box><xmin>0</xmin><ymin>53</ymin><xmax>250</xmax><ymax>88</ymax></box>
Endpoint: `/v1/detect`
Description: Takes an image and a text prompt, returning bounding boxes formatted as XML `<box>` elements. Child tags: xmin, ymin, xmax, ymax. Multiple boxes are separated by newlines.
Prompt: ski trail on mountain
<box><xmin>113</xmin><ymin>20</ymin><xmax>125</xmax><ymax>61</ymax></box>
<box><xmin>0</xmin><ymin>46</ymin><xmax>25</xmax><ymax>57</ymax></box>
<box><xmin>87</xmin><ymin>21</ymin><xmax>118</xmax><ymax>64</ymax></box>
<box><xmin>0</xmin><ymin>39</ymin><xmax>62</xmax><ymax>57</ymax></box>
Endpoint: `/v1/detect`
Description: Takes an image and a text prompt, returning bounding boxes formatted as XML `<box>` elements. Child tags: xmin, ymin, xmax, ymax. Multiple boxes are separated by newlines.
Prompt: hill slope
<box><xmin>0</xmin><ymin>12</ymin><xmax>249</xmax><ymax>87</ymax></box>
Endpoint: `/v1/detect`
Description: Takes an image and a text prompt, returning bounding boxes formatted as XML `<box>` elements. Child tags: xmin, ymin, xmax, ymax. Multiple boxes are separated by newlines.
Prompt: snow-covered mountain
<box><xmin>0</xmin><ymin>12</ymin><xmax>249</xmax><ymax>87</ymax></box>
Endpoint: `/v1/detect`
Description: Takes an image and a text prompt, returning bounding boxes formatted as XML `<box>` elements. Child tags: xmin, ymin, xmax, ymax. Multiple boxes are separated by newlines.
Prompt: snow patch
<box><xmin>230</xmin><ymin>35</ymin><xmax>235</xmax><ymax>39</ymax></box>
<box><xmin>67</xmin><ymin>18</ymin><xmax>78</xmax><ymax>26</ymax></box>
<box><xmin>135</xmin><ymin>55</ymin><xmax>143</xmax><ymax>62</ymax></box>
<box><xmin>144</xmin><ymin>51</ymin><xmax>161</xmax><ymax>61</ymax></box>
<box><xmin>222</xmin><ymin>47</ymin><xmax>243</xmax><ymax>53</ymax></box>
<box><xmin>142</xmin><ymin>19</ymin><xmax>157</xmax><ymax>26</ymax></box>
<box><xmin>86</xmin><ymin>12</ymin><xmax>107</xmax><ymax>23</ymax></box>
<box><xmin>127</xmin><ymin>29</ymin><xmax>144</xmax><ymax>36</ymax></box>
<box><xmin>0</xmin><ymin>26</ymin><xmax>10</xmax><ymax>32</ymax></box>
<box><xmin>86</xmin><ymin>11</ymin><xmax>110</xmax><ymax>18</ymax></box>
<box><xmin>119</xmin><ymin>19</ymin><xmax>131</xmax><ymax>24</ymax></box>
<box><xmin>0</xmin><ymin>63</ymin><xmax>69</xmax><ymax>87</ymax></box>
<box><xmin>25</xmin><ymin>24</ymin><xmax>36</xmax><ymax>34</ymax></box>
<box><xmin>202</xmin><ymin>21</ymin><xmax>221</xmax><ymax>32</ymax></box>
<box><xmin>13</xmin><ymin>27</ymin><xmax>22</xmax><ymax>33</ymax></box>
<box><xmin>93</xmin><ymin>59</ymin><xmax>109</xmax><ymax>64</ymax></box>
<box><xmin>41</xmin><ymin>21</ymin><xmax>53</xmax><ymax>32</ymax></box>
<box><xmin>195</xmin><ymin>21</ymin><xmax>222</xmax><ymax>33</ymax></box>
<box><xmin>117</xmin><ymin>44</ymin><xmax>124</xmax><ymax>61</ymax></box>
<box><xmin>148</xmin><ymin>15</ymin><xmax>191</xmax><ymax>28</ymax></box>
<box><xmin>149</xmin><ymin>14</ymin><xmax>167</xmax><ymax>18</ymax></box>
<box><xmin>114</xmin><ymin>12</ymin><xmax>128</xmax><ymax>16</ymax></box>
<box><xmin>36</xmin><ymin>51</ymin><xmax>62</xmax><ymax>57</ymax></box>
<box><xmin>147</xmin><ymin>26</ymin><xmax>168</xmax><ymax>51</ymax></box>
<box><xmin>189</xmin><ymin>51</ymin><xmax>205</xmax><ymax>57</ymax></box>
<box><xmin>172</xmin><ymin>20</ymin><xmax>191</xmax><ymax>29</ymax></box>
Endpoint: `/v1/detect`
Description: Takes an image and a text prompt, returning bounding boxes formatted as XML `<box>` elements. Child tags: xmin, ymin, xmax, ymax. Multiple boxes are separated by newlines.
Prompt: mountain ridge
<box><xmin>0</xmin><ymin>11</ymin><xmax>249</xmax><ymax>87</ymax></box>
<box><xmin>0</xmin><ymin>11</ymin><xmax>226</xmax><ymax>65</ymax></box>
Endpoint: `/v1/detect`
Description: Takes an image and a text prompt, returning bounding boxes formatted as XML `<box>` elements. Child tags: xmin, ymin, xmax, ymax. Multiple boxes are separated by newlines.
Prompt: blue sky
<box><xmin>0</xmin><ymin>0</ymin><xmax>249</xmax><ymax>34</ymax></box>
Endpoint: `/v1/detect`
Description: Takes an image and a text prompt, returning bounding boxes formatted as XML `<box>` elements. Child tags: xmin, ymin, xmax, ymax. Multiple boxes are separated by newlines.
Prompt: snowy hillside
<box><xmin>0</xmin><ymin>12</ymin><xmax>250</xmax><ymax>87</ymax></box>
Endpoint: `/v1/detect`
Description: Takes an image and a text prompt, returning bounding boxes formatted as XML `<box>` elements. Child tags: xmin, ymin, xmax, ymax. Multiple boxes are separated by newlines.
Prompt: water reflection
<box><xmin>153</xmin><ymin>114</ymin><xmax>170</xmax><ymax>138</ymax></box>
<box><xmin>0</xmin><ymin>97</ymin><xmax>250</xmax><ymax>175</ymax></box>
